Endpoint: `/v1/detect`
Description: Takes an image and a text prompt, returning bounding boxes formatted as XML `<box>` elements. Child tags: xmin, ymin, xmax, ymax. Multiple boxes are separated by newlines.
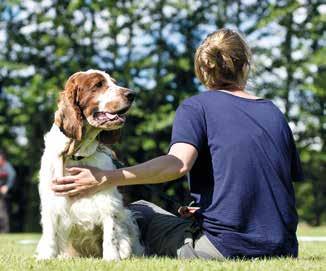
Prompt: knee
<box><xmin>128</xmin><ymin>200</ymin><xmax>158</xmax><ymax>225</ymax></box>
<box><xmin>128</xmin><ymin>200</ymin><xmax>156</xmax><ymax>215</ymax></box>
<box><xmin>129</xmin><ymin>200</ymin><xmax>152</xmax><ymax>207</ymax></box>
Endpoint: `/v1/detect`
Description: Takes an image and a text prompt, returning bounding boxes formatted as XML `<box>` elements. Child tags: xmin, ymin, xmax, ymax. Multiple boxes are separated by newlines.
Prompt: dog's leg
<box><xmin>52</xmin><ymin>155</ymin><xmax>72</xmax><ymax>258</ymax></box>
<box><xmin>36</xmin><ymin>208</ymin><xmax>59</xmax><ymax>260</ymax></box>
<box><xmin>36</xmin><ymin>155</ymin><xmax>65</xmax><ymax>260</ymax></box>
<box><xmin>126</xmin><ymin>219</ymin><xmax>144</xmax><ymax>257</ymax></box>
<box><xmin>115</xmin><ymin>221</ymin><xmax>133</xmax><ymax>260</ymax></box>
<box><xmin>102</xmin><ymin>216</ymin><xmax>120</xmax><ymax>261</ymax></box>
<box><xmin>56</xmin><ymin>220</ymin><xmax>72</xmax><ymax>258</ymax></box>
<box><xmin>118</xmin><ymin>210</ymin><xmax>144</xmax><ymax>259</ymax></box>
<box><xmin>104</xmin><ymin>210</ymin><xmax>143</xmax><ymax>260</ymax></box>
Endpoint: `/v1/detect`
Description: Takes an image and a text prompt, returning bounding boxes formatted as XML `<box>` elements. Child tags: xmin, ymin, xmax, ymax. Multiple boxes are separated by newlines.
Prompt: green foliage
<box><xmin>0</xmin><ymin>0</ymin><xmax>324</xmax><ymax>231</ymax></box>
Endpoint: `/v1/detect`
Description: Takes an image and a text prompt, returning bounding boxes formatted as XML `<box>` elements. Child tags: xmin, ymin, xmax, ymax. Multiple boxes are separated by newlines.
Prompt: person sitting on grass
<box><xmin>52</xmin><ymin>28</ymin><xmax>304</xmax><ymax>259</ymax></box>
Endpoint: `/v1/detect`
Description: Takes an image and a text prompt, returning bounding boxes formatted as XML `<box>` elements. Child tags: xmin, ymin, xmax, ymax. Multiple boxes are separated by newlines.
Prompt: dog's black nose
<box><xmin>125</xmin><ymin>91</ymin><xmax>136</xmax><ymax>102</ymax></box>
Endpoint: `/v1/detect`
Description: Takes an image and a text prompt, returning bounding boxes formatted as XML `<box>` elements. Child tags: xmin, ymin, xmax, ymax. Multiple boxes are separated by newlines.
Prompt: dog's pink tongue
<box><xmin>105</xmin><ymin>112</ymin><xmax>117</xmax><ymax>120</ymax></box>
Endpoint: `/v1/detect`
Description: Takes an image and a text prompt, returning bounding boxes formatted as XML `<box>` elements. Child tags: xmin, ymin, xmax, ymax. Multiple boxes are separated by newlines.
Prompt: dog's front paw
<box><xmin>103</xmin><ymin>248</ymin><xmax>121</xmax><ymax>261</ymax></box>
<box><xmin>57</xmin><ymin>253</ymin><xmax>72</xmax><ymax>260</ymax></box>
<box><xmin>35</xmin><ymin>250</ymin><xmax>57</xmax><ymax>260</ymax></box>
<box><xmin>35</xmin><ymin>241</ymin><xmax>58</xmax><ymax>260</ymax></box>
<box><xmin>117</xmin><ymin>239</ymin><xmax>132</xmax><ymax>260</ymax></box>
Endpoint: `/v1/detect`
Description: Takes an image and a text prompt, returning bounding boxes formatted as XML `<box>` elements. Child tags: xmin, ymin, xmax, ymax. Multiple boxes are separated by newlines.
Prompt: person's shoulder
<box><xmin>266</xmin><ymin>101</ymin><xmax>294</xmax><ymax>131</ymax></box>
<box><xmin>180</xmin><ymin>92</ymin><xmax>212</xmax><ymax>108</ymax></box>
<box><xmin>175</xmin><ymin>94</ymin><xmax>208</xmax><ymax>117</ymax></box>
<box><xmin>267</xmin><ymin>101</ymin><xmax>288</xmax><ymax>120</ymax></box>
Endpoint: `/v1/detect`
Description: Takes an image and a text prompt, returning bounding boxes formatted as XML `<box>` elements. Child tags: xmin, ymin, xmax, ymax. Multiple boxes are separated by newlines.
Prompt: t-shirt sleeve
<box><xmin>170</xmin><ymin>100</ymin><xmax>206</xmax><ymax>151</ymax></box>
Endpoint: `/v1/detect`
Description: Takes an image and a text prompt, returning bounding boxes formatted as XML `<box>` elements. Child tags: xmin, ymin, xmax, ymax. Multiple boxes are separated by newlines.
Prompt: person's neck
<box><xmin>215</xmin><ymin>88</ymin><xmax>261</xmax><ymax>100</ymax></box>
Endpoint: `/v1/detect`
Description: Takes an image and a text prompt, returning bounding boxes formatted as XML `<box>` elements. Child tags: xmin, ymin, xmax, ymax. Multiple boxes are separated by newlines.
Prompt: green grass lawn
<box><xmin>1</xmin><ymin>225</ymin><xmax>325</xmax><ymax>271</ymax></box>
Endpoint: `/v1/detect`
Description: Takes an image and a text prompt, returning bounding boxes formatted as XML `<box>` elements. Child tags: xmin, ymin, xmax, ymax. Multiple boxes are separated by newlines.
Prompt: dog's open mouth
<box><xmin>94</xmin><ymin>107</ymin><xmax>130</xmax><ymax>123</ymax></box>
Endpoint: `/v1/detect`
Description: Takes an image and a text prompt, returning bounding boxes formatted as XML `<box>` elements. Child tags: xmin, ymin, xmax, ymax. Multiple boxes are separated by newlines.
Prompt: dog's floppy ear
<box><xmin>54</xmin><ymin>73</ymin><xmax>83</xmax><ymax>140</ymax></box>
<box><xmin>98</xmin><ymin>130</ymin><xmax>121</xmax><ymax>145</ymax></box>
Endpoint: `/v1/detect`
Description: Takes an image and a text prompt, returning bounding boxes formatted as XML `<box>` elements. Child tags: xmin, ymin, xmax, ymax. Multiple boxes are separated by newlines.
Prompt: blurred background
<box><xmin>0</xmin><ymin>0</ymin><xmax>324</xmax><ymax>232</ymax></box>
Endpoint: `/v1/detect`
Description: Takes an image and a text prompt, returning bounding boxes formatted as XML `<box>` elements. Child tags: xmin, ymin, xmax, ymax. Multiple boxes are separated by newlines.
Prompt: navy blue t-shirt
<box><xmin>170</xmin><ymin>90</ymin><xmax>304</xmax><ymax>258</ymax></box>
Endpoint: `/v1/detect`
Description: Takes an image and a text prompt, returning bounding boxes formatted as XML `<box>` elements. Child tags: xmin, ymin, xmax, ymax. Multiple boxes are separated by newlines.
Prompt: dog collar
<box><xmin>71</xmin><ymin>155</ymin><xmax>85</xmax><ymax>161</ymax></box>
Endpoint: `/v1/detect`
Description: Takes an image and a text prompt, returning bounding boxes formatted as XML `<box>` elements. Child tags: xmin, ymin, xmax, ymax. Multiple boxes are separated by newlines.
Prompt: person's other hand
<box><xmin>0</xmin><ymin>185</ymin><xmax>8</xmax><ymax>195</ymax></box>
<box><xmin>51</xmin><ymin>167</ymin><xmax>104</xmax><ymax>199</ymax></box>
<box><xmin>178</xmin><ymin>206</ymin><xmax>200</xmax><ymax>218</ymax></box>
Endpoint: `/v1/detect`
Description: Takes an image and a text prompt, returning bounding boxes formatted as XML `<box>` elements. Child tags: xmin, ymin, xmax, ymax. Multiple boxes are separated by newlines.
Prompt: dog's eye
<box><xmin>95</xmin><ymin>81</ymin><xmax>103</xmax><ymax>88</ymax></box>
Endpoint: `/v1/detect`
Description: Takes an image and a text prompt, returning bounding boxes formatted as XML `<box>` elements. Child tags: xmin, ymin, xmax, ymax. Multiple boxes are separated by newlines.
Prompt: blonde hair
<box><xmin>194</xmin><ymin>29</ymin><xmax>251</xmax><ymax>90</ymax></box>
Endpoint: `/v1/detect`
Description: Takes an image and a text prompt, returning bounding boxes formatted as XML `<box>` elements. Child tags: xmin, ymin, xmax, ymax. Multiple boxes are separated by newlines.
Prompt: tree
<box><xmin>0</xmin><ymin>0</ymin><xmax>324</xmax><ymax>231</ymax></box>
<box><xmin>252</xmin><ymin>0</ymin><xmax>325</xmax><ymax>225</ymax></box>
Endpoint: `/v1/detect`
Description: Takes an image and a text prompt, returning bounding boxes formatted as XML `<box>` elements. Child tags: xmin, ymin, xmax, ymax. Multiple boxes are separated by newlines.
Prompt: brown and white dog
<box><xmin>36</xmin><ymin>70</ymin><xmax>143</xmax><ymax>260</ymax></box>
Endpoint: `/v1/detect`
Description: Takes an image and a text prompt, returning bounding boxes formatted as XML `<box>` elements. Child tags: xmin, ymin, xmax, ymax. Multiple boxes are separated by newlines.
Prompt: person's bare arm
<box><xmin>101</xmin><ymin>143</ymin><xmax>197</xmax><ymax>187</ymax></box>
<box><xmin>52</xmin><ymin>143</ymin><xmax>198</xmax><ymax>197</ymax></box>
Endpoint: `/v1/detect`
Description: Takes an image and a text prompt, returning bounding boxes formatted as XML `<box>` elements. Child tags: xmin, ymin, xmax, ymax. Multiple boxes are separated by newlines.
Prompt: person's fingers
<box><xmin>187</xmin><ymin>207</ymin><xmax>200</xmax><ymax>213</ymax></box>
<box><xmin>65</xmin><ymin>184</ymin><xmax>94</xmax><ymax>197</ymax></box>
<box><xmin>178</xmin><ymin>206</ymin><xmax>200</xmax><ymax>218</ymax></box>
<box><xmin>178</xmin><ymin>206</ymin><xmax>189</xmax><ymax>215</ymax></box>
<box><xmin>178</xmin><ymin>206</ymin><xmax>183</xmax><ymax>214</ymax></box>
<box><xmin>68</xmin><ymin>185</ymin><xmax>99</xmax><ymax>200</ymax></box>
<box><xmin>54</xmin><ymin>176</ymin><xmax>77</xmax><ymax>184</ymax></box>
<box><xmin>73</xmin><ymin>175</ymin><xmax>98</xmax><ymax>185</ymax></box>
<box><xmin>51</xmin><ymin>182</ymin><xmax>77</xmax><ymax>192</ymax></box>
<box><xmin>55</xmin><ymin>189</ymin><xmax>80</xmax><ymax>197</ymax></box>
<box><xmin>66</xmin><ymin>167</ymin><xmax>84</xmax><ymax>175</ymax></box>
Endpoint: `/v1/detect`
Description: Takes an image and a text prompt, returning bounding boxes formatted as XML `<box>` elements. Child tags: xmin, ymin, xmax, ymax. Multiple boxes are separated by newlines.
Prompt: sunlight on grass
<box><xmin>297</xmin><ymin>223</ymin><xmax>326</xmax><ymax>236</ymax></box>
<box><xmin>0</xmin><ymin>225</ymin><xmax>325</xmax><ymax>271</ymax></box>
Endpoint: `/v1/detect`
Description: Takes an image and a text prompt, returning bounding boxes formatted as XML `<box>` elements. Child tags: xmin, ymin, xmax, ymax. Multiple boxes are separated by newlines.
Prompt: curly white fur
<box><xmin>36</xmin><ymin>124</ymin><xmax>144</xmax><ymax>260</ymax></box>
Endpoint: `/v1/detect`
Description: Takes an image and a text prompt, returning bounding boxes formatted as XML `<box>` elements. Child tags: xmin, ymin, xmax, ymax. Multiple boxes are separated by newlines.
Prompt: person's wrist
<box><xmin>94</xmin><ymin>169</ymin><xmax>105</xmax><ymax>183</ymax></box>
<box><xmin>96</xmin><ymin>170</ymin><xmax>111</xmax><ymax>188</ymax></box>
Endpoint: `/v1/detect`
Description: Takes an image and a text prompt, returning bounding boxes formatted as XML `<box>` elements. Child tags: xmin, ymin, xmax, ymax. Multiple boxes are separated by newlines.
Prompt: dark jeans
<box><xmin>129</xmin><ymin>200</ymin><xmax>224</xmax><ymax>259</ymax></box>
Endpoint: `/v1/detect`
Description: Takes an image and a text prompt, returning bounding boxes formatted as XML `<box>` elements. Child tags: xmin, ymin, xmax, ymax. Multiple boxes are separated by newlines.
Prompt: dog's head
<box><xmin>54</xmin><ymin>70</ymin><xmax>135</xmax><ymax>143</ymax></box>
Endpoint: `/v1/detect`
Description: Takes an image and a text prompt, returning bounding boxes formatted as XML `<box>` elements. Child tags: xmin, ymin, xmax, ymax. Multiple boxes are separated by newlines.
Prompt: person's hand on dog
<box><xmin>178</xmin><ymin>206</ymin><xmax>200</xmax><ymax>218</ymax></box>
<box><xmin>51</xmin><ymin>166</ymin><xmax>105</xmax><ymax>199</ymax></box>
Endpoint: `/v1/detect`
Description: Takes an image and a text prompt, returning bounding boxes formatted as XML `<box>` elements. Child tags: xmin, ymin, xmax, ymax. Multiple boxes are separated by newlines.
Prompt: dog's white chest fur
<box><xmin>65</xmin><ymin>148</ymin><xmax>122</xmax><ymax>230</ymax></box>
<box><xmin>36</xmin><ymin>125</ymin><xmax>143</xmax><ymax>260</ymax></box>
<box><xmin>66</xmin><ymin>148</ymin><xmax>115</xmax><ymax>216</ymax></box>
